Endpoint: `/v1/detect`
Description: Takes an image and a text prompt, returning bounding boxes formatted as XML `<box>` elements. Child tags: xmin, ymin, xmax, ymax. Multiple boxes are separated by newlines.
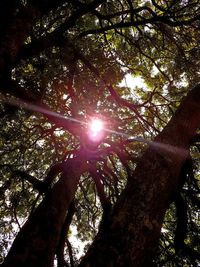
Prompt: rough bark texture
<box><xmin>1</xmin><ymin>157</ymin><xmax>87</xmax><ymax>267</ymax></box>
<box><xmin>79</xmin><ymin>85</ymin><xmax>200</xmax><ymax>267</ymax></box>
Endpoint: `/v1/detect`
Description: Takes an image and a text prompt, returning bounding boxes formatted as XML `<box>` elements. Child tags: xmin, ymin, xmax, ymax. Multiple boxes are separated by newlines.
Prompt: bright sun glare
<box><xmin>88</xmin><ymin>118</ymin><xmax>104</xmax><ymax>141</ymax></box>
<box><xmin>90</xmin><ymin>119</ymin><xmax>103</xmax><ymax>134</ymax></box>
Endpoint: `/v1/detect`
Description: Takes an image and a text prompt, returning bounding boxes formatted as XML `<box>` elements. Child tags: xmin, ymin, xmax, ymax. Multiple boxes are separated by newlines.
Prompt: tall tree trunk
<box><xmin>79</xmin><ymin>85</ymin><xmax>200</xmax><ymax>267</ymax></box>
<box><xmin>2</xmin><ymin>157</ymin><xmax>87</xmax><ymax>267</ymax></box>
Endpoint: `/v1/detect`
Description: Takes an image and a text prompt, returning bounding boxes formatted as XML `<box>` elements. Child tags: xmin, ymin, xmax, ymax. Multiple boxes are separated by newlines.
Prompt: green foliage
<box><xmin>0</xmin><ymin>0</ymin><xmax>200</xmax><ymax>266</ymax></box>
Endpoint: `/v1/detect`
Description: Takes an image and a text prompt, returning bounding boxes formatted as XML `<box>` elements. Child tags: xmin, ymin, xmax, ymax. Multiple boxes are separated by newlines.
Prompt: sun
<box><xmin>88</xmin><ymin>118</ymin><xmax>104</xmax><ymax>141</ymax></box>
<box><xmin>90</xmin><ymin>119</ymin><xmax>103</xmax><ymax>134</ymax></box>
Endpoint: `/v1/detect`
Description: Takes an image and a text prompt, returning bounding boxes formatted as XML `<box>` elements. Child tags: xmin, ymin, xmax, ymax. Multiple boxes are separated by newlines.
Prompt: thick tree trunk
<box><xmin>79</xmin><ymin>85</ymin><xmax>200</xmax><ymax>267</ymax></box>
<box><xmin>2</xmin><ymin>157</ymin><xmax>87</xmax><ymax>267</ymax></box>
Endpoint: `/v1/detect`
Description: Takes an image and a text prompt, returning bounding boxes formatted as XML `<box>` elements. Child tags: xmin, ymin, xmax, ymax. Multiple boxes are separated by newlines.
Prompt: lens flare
<box><xmin>0</xmin><ymin>94</ymin><xmax>188</xmax><ymax>157</ymax></box>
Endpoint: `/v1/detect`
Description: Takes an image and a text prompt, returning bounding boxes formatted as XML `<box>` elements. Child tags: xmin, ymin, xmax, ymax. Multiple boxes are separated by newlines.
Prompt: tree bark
<box><xmin>1</xmin><ymin>157</ymin><xmax>87</xmax><ymax>267</ymax></box>
<box><xmin>79</xmin><ymin>85</ymin><xmax>200</xmax><ymax>267</ymax></box>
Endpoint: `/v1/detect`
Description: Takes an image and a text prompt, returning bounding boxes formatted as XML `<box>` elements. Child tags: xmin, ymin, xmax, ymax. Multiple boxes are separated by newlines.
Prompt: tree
<box><xmin>0</xmin><ymin>1</ymin><xmax>199</xmax><ymax>266</ymax></box>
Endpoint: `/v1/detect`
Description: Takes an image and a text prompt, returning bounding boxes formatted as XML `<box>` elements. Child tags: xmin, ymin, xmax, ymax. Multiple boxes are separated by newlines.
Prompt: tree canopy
<box><xmin>0</xmin><ymin>1</ymin><xmax>200</xmax><ymax>266</ymax></box>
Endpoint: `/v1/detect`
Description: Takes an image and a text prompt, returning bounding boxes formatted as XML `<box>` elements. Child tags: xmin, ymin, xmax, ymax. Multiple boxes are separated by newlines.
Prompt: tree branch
<box><xmin>12</xmin><ymin>170</ymin><xmax>45</xmax><ymax>193</ymax></box>
<box><xmin>79</xmin><ymin>13</ymin><xmax>200</xmax><ymax>37</ymax></box>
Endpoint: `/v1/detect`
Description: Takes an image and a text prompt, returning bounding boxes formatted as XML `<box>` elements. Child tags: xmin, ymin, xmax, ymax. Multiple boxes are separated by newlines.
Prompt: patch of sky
<box><xmin>174</xmin><ymin>73</ymin><xmax>189</xmax><ymax>87</ymax></box>
<box><xmin>151</xmin><ymin>65</ymin><xmax>159</xmax><ymax>77</ymax></box>
<box><xmin>68</xmin><ymin>225</ymin><xmax>90</xmax><ymax>259</ymax></box>
<box><xmin>119</xmin><ymin>73</ymin><xmax>148</xmax><ymax>94</ymax></box>
<box><xmin>54</xmin><ymin>130</ymin><xmax>66</xmax><ymax>137</ymax></box>
<box><xmin>36</xmin><ymin>139</ymin><xmax>45</xmax><ymax>147</ymax></box>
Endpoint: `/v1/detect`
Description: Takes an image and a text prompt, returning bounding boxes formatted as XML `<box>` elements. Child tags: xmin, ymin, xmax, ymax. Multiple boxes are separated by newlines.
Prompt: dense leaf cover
<box><xmin>0</xmin><ymin>0</ymin><xmax>199</xmax><ymax>266</ymax></box>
